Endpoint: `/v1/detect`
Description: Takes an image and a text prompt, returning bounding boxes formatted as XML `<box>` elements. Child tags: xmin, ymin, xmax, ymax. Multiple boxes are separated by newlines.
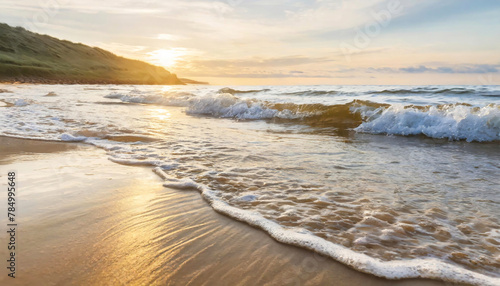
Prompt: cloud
<box><xmin>179</xmin><ymin>71</ymin><xmax>341</xmax><ymax>79</ymax></box>
<box><xmin>2</xmin><ymin>0</ymin><xmax>500</xmax><ymax>84</ymax></box>
<box><xmin>399</xmin><ymin>64</ymin><xmax>499</xmax><ymax>74</ymax></box>
<box><xmin>155</xmin><ymin>34</ymin><xmax>185</xmax><ymax>41</ymax></box>
<box><xmin>94</xmin><ymin>42</ymin><xmax>147</xmax><ymax>57</ymax></box>
<box><xmin>185</xmin><ymin>55</ymin><xmax>334</xmax><ymax>69</ymax></box>
<box><xmin>364</xmin><ymin>64</ymin><xmax>500</xmax><ymax>74</ymax></box>
<box><xmin>171</xmin><ymin>55</ymin><xmax>337</xmax><ymax>78</ymax></box>
<box><xmin>386</xmin><ymin>0</ymin><xmax>500</xmax><ymax>31</ymax></box>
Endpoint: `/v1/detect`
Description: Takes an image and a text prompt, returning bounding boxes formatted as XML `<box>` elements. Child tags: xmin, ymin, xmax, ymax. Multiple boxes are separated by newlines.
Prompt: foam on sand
<box><xmin>152</xmin><ymin>167</ymin><xmax>500</xmax><ymax>286</ymax></box>
<box><xmin>14</xmin><ymin>99</ymin><xmax>29</xmax><ymax>106</ymax></box>
<box><xmin>60</xmin><ymin>134</ymin><xmax>87</xmax><ymax>142</ymax></box>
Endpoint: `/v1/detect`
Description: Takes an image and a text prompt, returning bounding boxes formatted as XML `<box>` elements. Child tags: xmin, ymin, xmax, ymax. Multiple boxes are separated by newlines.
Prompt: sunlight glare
<box><xmin>147</xmin><ymin>48</ymin><xmax>187</xmax><ymax>68</ymax></box>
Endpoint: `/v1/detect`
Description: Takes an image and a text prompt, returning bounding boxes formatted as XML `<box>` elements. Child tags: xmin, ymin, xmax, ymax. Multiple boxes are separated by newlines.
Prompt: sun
<box><xmin>147</xmin><ymin>48</ymin><xmax>188</xmax><ymax>68</ymax></box>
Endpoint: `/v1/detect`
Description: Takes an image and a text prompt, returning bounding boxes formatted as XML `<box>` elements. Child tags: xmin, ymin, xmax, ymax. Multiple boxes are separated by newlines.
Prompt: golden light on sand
<box><xmin>147</xmin><ymin>48</ymin><xmax>187</xmax><ymax>68</ymax></box>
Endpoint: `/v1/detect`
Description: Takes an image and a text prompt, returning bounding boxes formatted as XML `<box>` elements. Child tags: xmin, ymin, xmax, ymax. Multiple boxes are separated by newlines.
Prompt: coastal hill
<box><xmin>179</xmin><ymin>78</ymin><xmax>209</xmax><ymax>85</ymax></box>
<box><xmin>0</xmin><ymin>23</ymin><xmax>187</xmax><ymax>85</ymax></box>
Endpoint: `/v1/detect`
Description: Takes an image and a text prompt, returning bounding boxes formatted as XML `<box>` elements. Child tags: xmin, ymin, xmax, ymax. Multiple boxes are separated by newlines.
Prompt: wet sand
<box><xmin>0</xmin><ymin>136</ymin><xmax>454</xmax><ymax>285</ymax></box>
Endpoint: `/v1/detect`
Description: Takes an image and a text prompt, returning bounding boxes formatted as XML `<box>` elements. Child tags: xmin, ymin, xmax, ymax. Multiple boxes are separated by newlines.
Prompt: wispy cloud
<box><xmin>172</xmin><ymin>55</ymin><xmax>337</xmax><ymax>78</ymax></box>
<box><xmin>399</xmin><ymin>65</ymin><xmax>499</xmax><ymax>74</ymax></box>
<box><xmin>155</xmin><ymin>34</ymin><xmax>185</xmax><ymax>41</ymax></box>
<box><xmin>179</xmin><ymin>71</ymin><xmax>342</xmax><ymax>79</ymax></box>
<box><xmin>2</xmin><ymin>0</ymin><xmax>500</xmax><ymax>84</ymax></box>
<box><xmin>188</xmin><ymin>55</ymin><xmax>334</xmax><ymax>68</ymax></box>
<box><xmin>367</xmin><ymin>64</ymin><xmax>500</xmax><ymax>74</ymax></box>
<box><xmin>94</xmin><ymin>42</ymin><xmax>147</xmax><ymax>57</ymax></box>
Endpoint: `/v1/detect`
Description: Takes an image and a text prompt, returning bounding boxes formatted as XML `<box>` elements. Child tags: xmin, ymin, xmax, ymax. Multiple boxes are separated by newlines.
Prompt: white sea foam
<box><xmin>2</xmin><ymin>84</ymin><xmax>499</xmax><ymax>283</ymax></box>
<box><xmin>60</xmin><ymin>133</ymin><xmax>87</xmax><ymax>142</ymax></box>
<box><xmin>186</xmin><ymin>93</ymin><xmax>281</xmax><ymax>119</ymax></box>
<box><xmin>152</xmin><ymin>167</ymin><xmax>500</xmax><ymax>286</ymax></box>
<box><xmin>356</xmin><ymin>104</ymin><xmax>500</xmax><ymax>142</ymax></box>
<box><xmin>105</xmin><ymin>91</ymin><xmax>302</xmax><ymax>120</ymax></box>
<box><xmin>163</xmin><ymin>178</ymin><xmax>201</xmax><ymax>190</ymax></box>
<box><xmin>14</xmin><ymin>99</ymin><xmax>29</xmax><ymax>106</ymax></box>
<box><xmin>108</xmin><ymin>157</ymin><xmax>163</xmax><ymax>166</ymax></box>
<box><xmin>104</xmin><ymin>91</ymin><xmax>192</xmax><ymax>107</ymax></box>
<box><xmin>238</xmin><ymin>194</ymin><xmax>258</xmax><ymax>202</ymax></box>
<box><xmin>103</xmin><ymin>90</ymin><xmax>500</xmax><ymax>142</ymax></box>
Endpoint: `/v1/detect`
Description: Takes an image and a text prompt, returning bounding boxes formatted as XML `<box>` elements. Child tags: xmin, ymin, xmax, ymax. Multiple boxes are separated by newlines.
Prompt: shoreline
<box><xmin>0</xmin><ymin>78</ymin><xmax>187</xmax><ymax>85</ymax></box>
<box><xmin>0</xmin><ymin>136</ymin><xmax>451</xmax><ymax>285</ymax></box>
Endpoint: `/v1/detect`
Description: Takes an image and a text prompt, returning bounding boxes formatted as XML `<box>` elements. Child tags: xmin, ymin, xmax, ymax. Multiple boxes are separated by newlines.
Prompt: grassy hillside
<box><xmin>0</xmin><ymin>23</ymin><xmax>184</xmax><ymax>84</ymax></box>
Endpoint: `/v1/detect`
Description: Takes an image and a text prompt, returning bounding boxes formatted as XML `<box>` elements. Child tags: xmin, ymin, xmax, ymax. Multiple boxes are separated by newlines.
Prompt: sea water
<box><xmin>0</xmin><ymin>84</ymin><xmax>499</xmax><ymax>285</ymax></box>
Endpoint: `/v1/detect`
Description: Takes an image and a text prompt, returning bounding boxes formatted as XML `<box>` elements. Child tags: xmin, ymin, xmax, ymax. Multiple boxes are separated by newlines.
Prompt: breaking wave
<box><xmin>2</xmin><ymin>83</ymin><xmax>500</xmax><ymax>285</ymax></box>
<box><xmin>218</xmin><ymin>87</ymin><xmax>271</xmax><ymax>94</ymax></box>
<box><xmin>356</xmin><ymin>104</ymin><xmax>500</xmax><ymax>142</ymax></box>
<box><xmin>105</xmin><ymin>90</ymin><xmax>499</xmax><ymax>142</ymax></box>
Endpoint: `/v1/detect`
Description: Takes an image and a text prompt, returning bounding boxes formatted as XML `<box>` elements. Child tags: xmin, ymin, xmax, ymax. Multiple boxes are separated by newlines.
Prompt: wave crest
<box><xmin>104</xmin><ymin>90</ymin><xmax>499</xmax><ymax>142</ymax></box>
<box><xmin>356</xmin><ymin>104</ymin><xmax>500</xmax><ymax>142</ymax></box>
<box><xmin>218</xmin><ymin>87</ymin><xmax>271</xmax><ymax>94</ymax></box>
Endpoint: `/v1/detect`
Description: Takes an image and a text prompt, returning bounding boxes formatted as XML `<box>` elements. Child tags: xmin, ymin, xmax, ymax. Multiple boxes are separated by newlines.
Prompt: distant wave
<box><xmin>220</xmin><ymin>87</ymin><xmax>339</xmax><ymax>97</ymax></box>
<box><xmin>480</xmin><ymin>93</ymin><xmax>500</xmax><ymax>98</ymax></box>
<box><xmin>218</xmin><ymin>87</ymin><xmax>271</xmax><ymax>94</ymax></box>
<box><xmin>104</xmin><ymin>91</ymin><xmax>194</xmax><ymax>107</ymax></box>
<box><xmin>371</xmin><ymin>87</ymin><xmax>500</xmax><ymax>97</ymax></box>
<box><xmin>371</xmin><ymin>87</ymin><xmax>469</xmax><ymax>94</ymax></box>
<box><xmin>105</xmin><ymin>90</ymin><xmax>500</xmax><ymax>142</ymax></box>
<box><xmin>222</xmin><ymin>86</ymin><xmax>500</xmax><ymax>98</ymax></box>
<box><xmin>281</xmin><ymin>90</ymin><xmax>339</xmax><ymax>96</ymax></box>
<box><xmin>433</xmin><ymin>88</ymin><xmax>476</xmax><ymax>94</ymax></box>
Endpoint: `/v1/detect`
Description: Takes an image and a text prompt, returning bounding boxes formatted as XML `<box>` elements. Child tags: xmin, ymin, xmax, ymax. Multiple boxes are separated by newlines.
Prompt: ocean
<box><xmin>0</xmin><ymin>84</ymin><xmax>499</xmax><ymax>285</ymax></box>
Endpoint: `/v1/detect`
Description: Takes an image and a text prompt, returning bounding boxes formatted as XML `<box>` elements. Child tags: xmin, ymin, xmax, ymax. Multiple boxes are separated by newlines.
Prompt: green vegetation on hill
<box><xmin>0</xmin><ymin>23</ymin><xmax>184</xmax><ymax>84</ymax></box>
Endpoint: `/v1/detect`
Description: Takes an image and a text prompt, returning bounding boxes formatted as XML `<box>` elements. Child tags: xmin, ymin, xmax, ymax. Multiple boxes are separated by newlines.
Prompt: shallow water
<box><xmin>0</xmin><ymin>84</ymin><xmax>499</xmax><ymax>284</ymax></box>
<box><xmin>0</xmin><ymin>137</ymin><xmax>444</xmax><ymax>286</ymax></box>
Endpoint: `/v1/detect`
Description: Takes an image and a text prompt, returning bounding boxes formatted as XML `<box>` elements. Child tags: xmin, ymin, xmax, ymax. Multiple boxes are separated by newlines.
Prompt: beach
<box><xmin>0</xmin><ymin>136</ymin><xmax>451</xmax><ymax>285</ymax></box>
<box><xmin>0</xmin><ymin>84</ymin><xmax>499</xmax><ymax>285</ymax></box>
<box><xmin>1</xmin><ymin>0</ymin><xmax>500</xmax><ymax>284</ymax></box>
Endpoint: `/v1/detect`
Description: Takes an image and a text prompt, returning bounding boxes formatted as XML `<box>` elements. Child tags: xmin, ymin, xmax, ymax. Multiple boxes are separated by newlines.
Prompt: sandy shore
<box><xmin>0</xmin><ymin>136</ymin><xmax>452</xmax><ymax>285</ymax></box>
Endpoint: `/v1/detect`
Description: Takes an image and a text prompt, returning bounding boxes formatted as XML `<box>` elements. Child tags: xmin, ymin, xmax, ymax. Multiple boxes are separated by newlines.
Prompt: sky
<box><xmin>1</xmin><ymin>0</ymin><xmax>500</xmax><ymax>85</ymax></box>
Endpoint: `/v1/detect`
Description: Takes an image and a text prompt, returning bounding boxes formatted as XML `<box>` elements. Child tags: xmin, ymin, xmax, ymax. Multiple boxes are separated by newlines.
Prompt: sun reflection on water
<box><xmin>150</xmin><ymin>108</ymin><xmax>172</xmax><ymax>121</ymax></box>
